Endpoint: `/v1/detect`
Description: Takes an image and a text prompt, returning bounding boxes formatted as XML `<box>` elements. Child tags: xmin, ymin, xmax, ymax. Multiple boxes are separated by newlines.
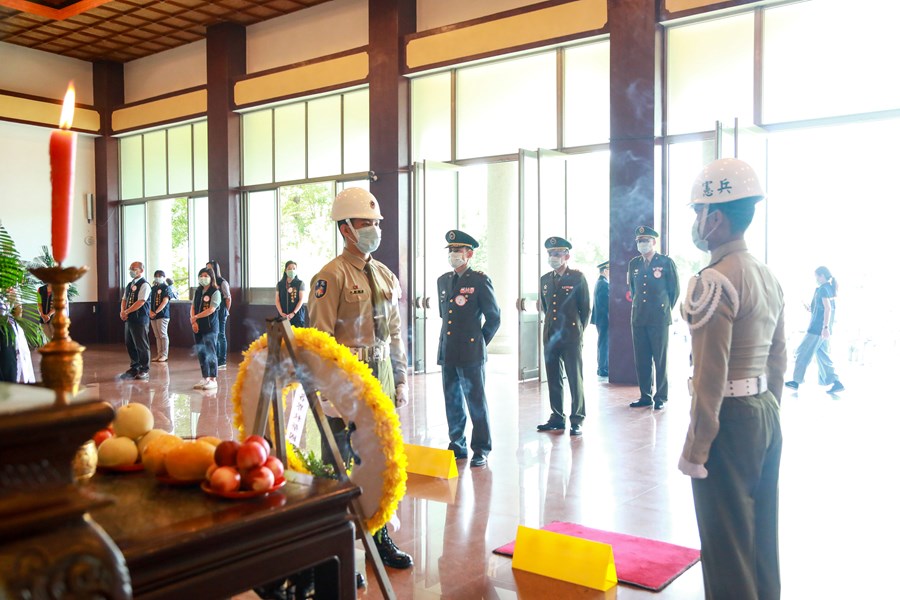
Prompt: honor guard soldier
<box><xmin>678</xmin><ymin>158</ymin><xmax>786</xmax><ymax>599</ymax></box>
<box><xmin>119</xmin><ymin>261</ymin><xmax>151</xmax><ymax>380</ymax></box>
<box><xmin>627</xmin><ymin>226</ymin><xmax>679</xmax><ymax>410</ymax></box>
<box><xmin>536</xmin><ymin>237</ymin><xmax>591</xmax><ymax>436</ymax></box>
<box><xmin>437</xmin><ymin>230</ymin><xmax>501</xmax><ymax>468</ymax></box>
<box><xmin>591</xmin><ymin>260</ymin><xmax>610</xmax><ymax>378</ymax></box>
<box><xmin>308</xmin><ymin>187</ymin><xmax>412</xmax><ymax>570</ymax></box>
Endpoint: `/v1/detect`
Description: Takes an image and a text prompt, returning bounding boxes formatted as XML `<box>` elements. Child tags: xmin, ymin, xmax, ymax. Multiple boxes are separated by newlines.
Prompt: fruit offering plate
<box><xmin>98</xmin><ymin>463</ymin><xmax>145</xmax><ymax>473</ymax></box>
<box><xmin>201</xmin><ymin>477</ymin><xmax>286</xmax><ymax>499</ymax></box>
<box><xmin>156</xmin><ymin>474</ymin><xmax>204</xmax><ymax>486</ymax></box>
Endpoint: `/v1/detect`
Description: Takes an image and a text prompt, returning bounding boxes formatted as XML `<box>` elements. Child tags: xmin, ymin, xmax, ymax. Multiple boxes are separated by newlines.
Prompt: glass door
<box><xmin>412</xmin><ymin>160</ymin><xmax>459</xmax><ymax>373</ymax></box>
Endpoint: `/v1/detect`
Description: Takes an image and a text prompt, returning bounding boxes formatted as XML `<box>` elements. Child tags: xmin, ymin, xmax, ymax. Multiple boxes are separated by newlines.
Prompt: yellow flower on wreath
<box><xmin>230</xmin><ymin>326</ymin><xmax>407</xmax><ymax>533</ymax></box>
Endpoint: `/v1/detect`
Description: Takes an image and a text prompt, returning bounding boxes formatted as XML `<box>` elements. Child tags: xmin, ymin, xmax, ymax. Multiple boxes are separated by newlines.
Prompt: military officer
<box><xmin>308</xmin><ymin>187</ymin><xmax>412</xmax><ymax>570</ymax></box>
<box><xmin>627</xmin><ymin>226</ymin><xmax>679</xmax><ymax>410</ymax></box>
<box><xmin>437</xmin><ymin>230</ymin><xmax>501</xmax><ymax>468</ymax></box>
<box><xmin>679</xmin><ymin>158</ymin><xmax>786</xmax><ymax>599</ymax></box>
<box><xmin>591</xmin><ymin>260</ymin><xmax>610</xmax><ymax>378</ymax></box>
<box><xmin>536</xmin><ymin>237</ymin><xmax>591</xmax><ymax>436</ymax></box>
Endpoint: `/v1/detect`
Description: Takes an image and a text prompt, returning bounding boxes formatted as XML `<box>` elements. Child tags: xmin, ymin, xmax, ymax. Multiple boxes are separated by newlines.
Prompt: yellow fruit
<box><xmin>142</xmin><ymin>434</ymin><xmax>184</xmax><ymax>476</ymax></box>
<box><xmin>97</xmin><ymin>437</ymin><xmax>139</xmax><ymax>467</ymax></box>
<box><xmin>137</xmin><ymin>429</ymin><xmax>169</xmax><ymax>455</ymax></box>
<box><xmin>165</xmin><ymin>441</ymin><xmax>217</xmax><ymax>481</ymax></box>
<box><xmin>113</xmin><ymin>403</ymin><xmax>154</xmax><ymax>439</ymax></box>
<box><xmin>197</xmin><ymin>436</ymin><xmax>222</xmax><ymax>448</ymax></box>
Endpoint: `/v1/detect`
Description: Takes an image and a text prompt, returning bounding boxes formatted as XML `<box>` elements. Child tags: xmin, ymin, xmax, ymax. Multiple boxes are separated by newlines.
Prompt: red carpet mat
<box><xmin>493</xmin><ymin>521</ymin><xmax>700</xmax><ymax>592</ymax></box>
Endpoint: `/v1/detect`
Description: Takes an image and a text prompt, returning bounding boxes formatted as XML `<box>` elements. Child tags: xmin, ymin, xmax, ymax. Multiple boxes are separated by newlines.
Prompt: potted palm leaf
<box><xmin>0</xmin><ymin>224</ymin><xmax>44</xmax><ymax>348</ymax></box>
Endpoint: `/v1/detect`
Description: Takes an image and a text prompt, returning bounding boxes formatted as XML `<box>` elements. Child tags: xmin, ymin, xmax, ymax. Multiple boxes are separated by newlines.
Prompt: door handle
<box><xmin>515</xmin><ymin>298</ymin><xmax>523</xmax><ymax>311</ymax></box>
<box><xmin>424</xmin><ymin>297</ymin><xmax>432</xmax><ymax>309</ymax></box>
<box><xmin>414</xmin><ymin>296</ymin><xmax>422</xmax><ymax>309</ymax></box>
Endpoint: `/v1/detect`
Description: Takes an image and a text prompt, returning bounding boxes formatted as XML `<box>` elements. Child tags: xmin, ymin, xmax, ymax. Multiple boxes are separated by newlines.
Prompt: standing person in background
<box><xmin>120</xmin><ymin>261</ymin><xmax>151</xmax><ymax>381</ymax></box>
<box><xmin>37</xmin><ymin>283</ymin><xmax>54</xmax><ymax>342</ymax></box>
<box><xmin>591</xmin><ymin>261</ymin><xmax>610</xmax><ymax>378</ymax></box>
<box><xmin>206</xmin><ymin>260</ymin><xmax>230</xmax><ymax>370</ymax></box>
<box><xmin>276</xmin><ymin>260</ymin><xmax>307</xmax><ymax>327</ymax></box>
<box><xmin>785</xmin><ymin>266</ymin><xmax>844</xmax><ymax>394</ymax></box>
<box><xmin>627</xmin><ymin>226</ymin><xmax>680</xmax><ymax>410</ymax></box>
<box><xmin>149</xmin><ymin>270</ymin><xmax>171</xmax><ymax>363</ymax></box>
<box><xmin>190</xmin><ymin>268</ymin><xmax>220</xmax><ymax>391</ymax></box>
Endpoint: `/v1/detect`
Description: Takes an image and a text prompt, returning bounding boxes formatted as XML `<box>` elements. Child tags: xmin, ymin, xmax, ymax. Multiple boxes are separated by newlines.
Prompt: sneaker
<box><xmin>201</xmin><ymin>380</ymin><xmax>218</xmax><ymax>390</ymax></box>
<box><xmin>118</xmin><ymin>369</ymin><xmax>138</xmax><ymax>380</ymax></box>
<box><xmin>828</xmin><ymin>381</ymin><xmax>845</xmax><ymax>394</ymax></box>
<box><xmin>135</xmin><ymin>371</ymin><xmax>149</xmax><ymax>381</ymax></box>
<box><xmin>217</xmin><ymin>364</ymin><xmax>227</xmax><ymax>371</ymax></box>
<box><xmin>785</xmin><ymin>381</ymin><xmax>799</xmax><ymax>390</ymax></box>
<box><xmin>630</xmin><ymin>398</ymin><xmax>653</xmax><ymax>408</ymax></box>
<box><xmin>192</xmin><ymin>379</ymin><xmax>208</xmax><ymax>389</ymax></box>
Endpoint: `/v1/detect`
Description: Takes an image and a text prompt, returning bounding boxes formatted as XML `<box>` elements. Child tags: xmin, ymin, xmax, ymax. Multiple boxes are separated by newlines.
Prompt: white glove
<box><xmin>395</xmin><ymin>383</ymin><xmax>409</xmax><ymax>408</ymax></box>
<box><xmin>678</xmin><ymin>455</ymin><xmax>708</xmax><ymax>479</ymax></box>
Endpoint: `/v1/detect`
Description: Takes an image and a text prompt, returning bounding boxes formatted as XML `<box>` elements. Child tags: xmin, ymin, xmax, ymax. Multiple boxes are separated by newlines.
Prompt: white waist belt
<box><xmin>349</xmin><ymin>345</ymin><xmax>386</xmax><ymax>362</ymax></box>
<box><xmin>688</xmin><ymin>375</ymin><xmax>767</xmax><ymax>397</ymax></box>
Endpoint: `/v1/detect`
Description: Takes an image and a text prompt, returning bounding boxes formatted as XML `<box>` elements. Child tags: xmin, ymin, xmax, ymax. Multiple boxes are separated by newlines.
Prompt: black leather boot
<box><xmin>374</xmin><ymin>526</ymin><xmax>413</xmax><ymax>569</ymax></box>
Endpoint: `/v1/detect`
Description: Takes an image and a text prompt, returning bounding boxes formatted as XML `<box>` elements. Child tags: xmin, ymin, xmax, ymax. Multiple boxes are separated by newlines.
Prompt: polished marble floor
<box><xmin>42</xmin><ymin>340</ymin><xmax>893</xmax><ymax>600</ymax></box>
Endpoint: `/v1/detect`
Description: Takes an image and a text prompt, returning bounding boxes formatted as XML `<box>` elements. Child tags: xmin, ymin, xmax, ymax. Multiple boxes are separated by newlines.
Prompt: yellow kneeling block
<box><xmin>403</xmin><ymin>444</ymin><xmax>458</xmax><ymax>479</ymax></box>
<box><xmin>511</xmin><ymin>525</ymin><xmax>617</xmax><ymax>591</ymax></box>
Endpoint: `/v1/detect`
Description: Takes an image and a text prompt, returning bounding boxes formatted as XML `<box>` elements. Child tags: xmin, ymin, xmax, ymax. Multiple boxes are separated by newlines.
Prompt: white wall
<box><xmin>0</xmin><ymin>42</ymin><xmax>94</xmax><ymax>104</ymax></box>
<box><xmin>246</xmin><ymin>0</ymin><xmax>368</xmax><ymax>74</ymax></box>
<box><xmin>0</xmin><ymin>120</ymin><xmax>98</xmax><ymax>301</ymax></box>
<box><xmin>124</xmin><ymin>40</ymin><xmax>207</xmax><ymax>104</ymax></box>
<box><xmin>417</xmin><ymin>0</ymin><xmax>547</xmax><ymax>31</ymax></box>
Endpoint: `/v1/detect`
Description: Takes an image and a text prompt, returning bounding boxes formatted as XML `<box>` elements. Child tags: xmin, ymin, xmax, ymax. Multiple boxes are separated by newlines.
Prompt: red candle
<box><xmin>50</xmin><ymin>83</ymin><xmax>77</xmax><ymax>265</ymax></box>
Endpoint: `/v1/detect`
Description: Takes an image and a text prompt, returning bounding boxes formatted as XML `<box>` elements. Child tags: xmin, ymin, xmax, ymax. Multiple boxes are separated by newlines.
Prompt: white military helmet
<box><xmin>331</xmin><ymin>187</ymin><xmax>383</xmax><ymax>221</ymax></box>
<box><xmin>690</xmin><ymin>158</ymin><xmax>765</xmax><ymax>205</ymax></box>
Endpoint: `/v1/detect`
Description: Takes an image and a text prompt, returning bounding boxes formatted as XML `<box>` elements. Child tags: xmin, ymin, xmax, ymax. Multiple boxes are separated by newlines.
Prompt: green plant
<box><xmin>0</xmin><ymin>225</ymin><xmax>43</xmax><ymax>347</ymax></box>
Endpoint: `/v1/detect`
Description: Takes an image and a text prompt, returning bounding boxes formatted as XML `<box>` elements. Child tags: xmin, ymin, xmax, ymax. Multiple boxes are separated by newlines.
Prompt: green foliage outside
<box><xmin>279</xmin><ymin>183</ymin><xmax>335</xmax><ymax>285</ymax></box>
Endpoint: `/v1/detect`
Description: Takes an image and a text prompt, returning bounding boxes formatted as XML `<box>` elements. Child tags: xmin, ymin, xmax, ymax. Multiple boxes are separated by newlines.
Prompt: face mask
<box><xmin>548</xmin><ymin>256</ymin><xmax>564</xmax><ymax>270</ymax></box>
<box><xmin>448</xmin><ymin>252</ymin><xmax>466</xmax><ymax>269</ymax></box>
<box><xmin>286</xmin><ymin>270</ymin><xmax>296</xmax><ymax>279</ymax></box>
<box><xmin>199</xmin><ymin>277</ymin><xmax>211</xmax><ymax>286</ymax></box>
<box><xmin>636</xmin><ymin>241</ymin><xmax>652</xmax><ymax>255</ymax></box>
<box><xmin>351</xmin><ymin>224</ymin><xmax>381</xmax><ymax>255</ymax></box>
<box><xmin>129</xmin><ymin>269</ymin><xmax>140</xmax><ymax>279</ymax></box>
<box><xmin>155</xmin><ymin>277</ymin><xmax>165</xmax><ymax>285</ymax></box>
<box><xmin>691</xmin><ymin>205</ymin><xmax>718</xmax><ymax>253</ymax></box>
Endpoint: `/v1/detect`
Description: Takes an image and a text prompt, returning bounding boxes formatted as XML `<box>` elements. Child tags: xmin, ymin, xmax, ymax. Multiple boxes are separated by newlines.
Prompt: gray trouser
<box><xmin>151</xmin><ymin>317</ymin><xmax>170</xmax><ymax>359</ymax></box>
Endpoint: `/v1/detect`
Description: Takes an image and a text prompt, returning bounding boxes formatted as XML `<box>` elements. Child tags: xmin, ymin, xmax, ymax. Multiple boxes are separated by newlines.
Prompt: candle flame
<box><xmin>59</xmin><ymin>83</ymin><xmax>75</xmax><ymax>129</ymax></box>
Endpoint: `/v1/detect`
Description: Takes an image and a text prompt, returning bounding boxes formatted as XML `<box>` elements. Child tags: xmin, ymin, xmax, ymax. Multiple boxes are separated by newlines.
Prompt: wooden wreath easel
<box><xmin>250</xmin><ymin>318</ymin><xmax>396</xmax><ymax>600</ymax></box>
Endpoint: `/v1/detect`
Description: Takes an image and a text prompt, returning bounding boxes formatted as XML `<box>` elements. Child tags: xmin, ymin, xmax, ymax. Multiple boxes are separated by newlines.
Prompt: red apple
<box><xmin>236</xmin><ymin>441</ymin><xmax>267</xmax><ymax>471</ymax></box>
<box><xmin>93</xmin><ymin>428</ymin><xmax>114</xmax><ymax>447</ymax></box>
<box><xmin>264</xmin><ymin>456</ymin><xmax>284</xmax><ymax>481</ymax></box>
<box><xmin>214</xmin><ymin>440</ymin><xmax>241</xmax><ymax>467</ymax></box>
<box><xmin>209</xmin><ymin>466</ymin><xmax>241</xmax><ymax>493</ymax></box>
<box><xmin>245</xmin><ymin>435</ymin><xmax>271</xmax><ymax>456</ymax></box>
<box><xmin>245</xmin><ymin>465</ymin><xmax>275</xmax><ymax>491</ymax></box>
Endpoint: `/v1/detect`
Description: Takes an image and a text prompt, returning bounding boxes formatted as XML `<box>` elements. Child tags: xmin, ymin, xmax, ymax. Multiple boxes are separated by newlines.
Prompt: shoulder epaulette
<box><xmin>681</xmin><ymin>268</ymin><xmax>739</xmax><ymax>330</ymax></box>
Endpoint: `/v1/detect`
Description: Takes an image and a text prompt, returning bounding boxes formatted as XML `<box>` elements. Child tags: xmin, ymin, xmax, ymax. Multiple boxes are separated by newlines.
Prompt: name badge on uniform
<box><xmin>454</xmin><ymin>295</ymin><xmax>467</xmax><ymax>306</ymax></box>
<box><xmin>349</xmin><ymin>289</ymin><xmax>365</xmax><ymax>295</ymax></box>
<box><xmin>203</xmin><ymin>295</ymin><xmax>210</xmax><ymax>302</ymax></box>
<box><xmin>653</xmin><ymin>267</ymin><xmax>663</xmax><ymax>279</ymax></box>
<box><xmin>315</xmin><ymin>280</ymin><xmax>327</xmax><ymax>298</ymax></box>
<box><xmin>460</xmin><ymin>287</ymin><xmax>475</xmax><ymax>294</ymax></box>
<box><xmin>562</xmin><ymin>285</ymin><xmax>573</xmax><ymax>291</ymax></box>
<box><xmin>131</xmin><ymin>285</ymin><xmax>137</xmax><ymax>291</ymax></box>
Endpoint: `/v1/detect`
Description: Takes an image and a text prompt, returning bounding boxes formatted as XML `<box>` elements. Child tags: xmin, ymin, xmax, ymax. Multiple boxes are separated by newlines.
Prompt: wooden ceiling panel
<box><xmin>0</xmin><ymin>0</ymin><xmax>334</xmax><ymax>62</ymax></box>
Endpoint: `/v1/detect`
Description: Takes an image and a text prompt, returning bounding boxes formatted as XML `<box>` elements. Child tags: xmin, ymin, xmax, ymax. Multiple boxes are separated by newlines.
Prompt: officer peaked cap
<box><xmin>597</xmin><ymin>261</ymin><xmax>610</xmax><ymax>269</ymax></box>
<box><xmin>544</xmin><ymin>236</ymin><xmax>572</xmax><ymax>250</ymax></box>
<box><xmin>634</xmin><ymin>226</ymin><xmax>659</xmax><ymax>239</ymax></box>
<box><xmin>445</xmin><ymin>230</ymin><xmax>480</xmax><ymax>249</ymax></box>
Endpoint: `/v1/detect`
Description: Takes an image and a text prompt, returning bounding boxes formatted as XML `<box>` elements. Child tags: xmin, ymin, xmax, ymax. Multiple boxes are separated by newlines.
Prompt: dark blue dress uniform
<box><xmin>437</xmin><ymin>230</ymin><xmax>501</xmax><ymax>461</ymax></box>
<box><xmin>539</xmin><ymin>241</ymin><xmax>591</xmax><ymax>430</ymax></box>
<box><xmin>591</xmin><ymin>261</ymin><xmax>610</xmax><ymax>377</ymax></box>
<box><xmin>627</xmin><ymin>227</ymin><xmax>679</xmax><ymax>408</ymax></box>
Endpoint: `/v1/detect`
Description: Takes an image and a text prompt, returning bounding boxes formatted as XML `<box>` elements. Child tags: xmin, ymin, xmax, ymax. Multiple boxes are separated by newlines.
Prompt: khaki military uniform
<box><xmin>681</xmin><ymin>239</ymin><xmax>786</xmax><ymax>600</ymax></box>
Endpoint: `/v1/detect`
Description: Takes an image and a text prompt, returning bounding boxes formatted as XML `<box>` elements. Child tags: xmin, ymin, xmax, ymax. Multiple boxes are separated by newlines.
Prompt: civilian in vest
<box><xmin>437</xmin><ymin>229</ymin><xmax>501</xmax><ymax>468</ymax></box>
<box><xmin>120</xmin><ymin>261</ymin><xmax>151</xmax><ymax>380</ymax></box>
<box><xmin>206</xmin><ymin>260</ymin><xmax>231</xmax><ymax>370</ymax></box>
<box><xmin>276</xmin><ymin>260</ymin><xmax>307</xmax><ymax>327</ymax></box>
<box><xmin>591</xmin><ymin>260</ymin><xmax>610</xmax><ymax>378</ymax></box>
<box><xmin>536</xmin><ymin>237</ymin><xmax>591</xmax><ymax>436</ymax></box>
<box><xmin>190</xmin><ymin>268</ymin><xmax>221</xmax><ymax>391</ymax></box>
<box><xmin>627</xmin><ymin>226</ymin><xmax>680</xmax><ymax>410</ymax></box>
<box><xmin>37</xmin><ymin>283</ymin><xmax>54</xmax><ymax>343</ymax></box>
<box><xmin>149</xmin><ymin>269</ymin><xmax>172</xmax><ymax>362</ymax></box>
<box><xmin>679</xmin><ymin>158</ymin><xmax>786</xmax><ymax>599</ymax></box>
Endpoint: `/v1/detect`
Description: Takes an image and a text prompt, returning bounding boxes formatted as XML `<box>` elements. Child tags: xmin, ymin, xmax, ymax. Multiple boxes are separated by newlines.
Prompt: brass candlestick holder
<box><xmin>29</xmin><ymin>264</ymin><xmax>88</xmax><ymax>406</ymax></box>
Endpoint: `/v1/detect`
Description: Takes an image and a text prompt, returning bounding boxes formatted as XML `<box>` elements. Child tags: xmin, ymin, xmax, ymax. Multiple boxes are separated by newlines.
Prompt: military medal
<box><xmin>454</xmin><ymin>295</ymin><xmax>467</xmax><ymax>306</ymax></box>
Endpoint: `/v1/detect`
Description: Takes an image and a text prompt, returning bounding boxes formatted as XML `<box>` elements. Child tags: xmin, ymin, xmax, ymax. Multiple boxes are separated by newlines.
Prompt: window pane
<box><xmin>274</xmin><ymin>103</ymin><xmax>307</xmax><ymax>182</ymax></box>
<box><xmin>666</xmin><ymin>13</ymin><xmax>754</xmax><ymax>135</ymax></box>
<box><xmin>120</xmin><ymin>135</ymin><xmax>143</xmax><ymax>200</ymax></box>
<box><xmin>144</xmin><ymin>130</ymin><xmax>167</xmax><ymax>197</ymax></box>
<box><xmin>193</xmin><ymin>122</ymin><xmax>208</xmax><ymax>191</ymax></box>
<box><xmin>763</xmin><ymin>0</ymin><xmax>900</xmax><ymax>122</ymax></box>
<box><xmin>279</xmin><ymin>182</ymin><xmax>336</xmax><ymax>296</ymax></box>
<box><xmin>307</xmin><ymin>96</ymin><xmax>342</xmax><ymax>178</ymax></box>
<box><xmin>146</xmin><ymin>198</ymin><xmax>188</xmax><ymax>297</ymax></box>
<box><xmin>121</xmin><ymin>203</ymin><xmax>146</xmax><ymax>284</ymax></box>
<box><xmin>457</xmin><ymin>52</ymin><xmax>557</xmax><ymax>158</ymax></box>
<box><xmin>343</xmin><ymin>89</ymin><xmax>370</xmax><ymax>174</ymax></box>
<box><xmin>167</xmin><ymin>125</ymin><xmax>193</xmax><ymax>194</ymax></box>
<box><xmin>411</xmin><ymin>72</ymin><xmax>451</xmax><ymax>162</ymax></box>
<box><xmin>243</xmin><ymin>109</ymin><xmax>274</xmax><ymax>185</ymax></box>
<box><xmin>246</xmin><ymin>190</ymin><xmax>278</xmax><ymax>288</ymax></box>
<box><xmin>191</xmin><ymin>197</ymin><xmax>209</xmax><ymax>292</ymax></box>
<box><xmin>564</xmin><ymin>41</ymin><xmax>611</xmax><ymax>147</ymax></box>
